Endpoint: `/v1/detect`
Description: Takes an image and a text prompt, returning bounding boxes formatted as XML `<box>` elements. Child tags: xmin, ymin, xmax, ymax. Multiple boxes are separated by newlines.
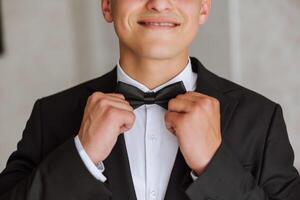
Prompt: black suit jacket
<box><xmin>0</xmin><ymin>57</ymin><xmax>299</xmax><ymax>200</ymax></box>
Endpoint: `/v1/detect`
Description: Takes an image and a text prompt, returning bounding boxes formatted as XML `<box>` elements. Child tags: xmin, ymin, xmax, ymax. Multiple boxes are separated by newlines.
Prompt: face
<box><xmin>101</xmin><ymin>0</ymin><xmax>211</xmax><ymax>60</ymax></box>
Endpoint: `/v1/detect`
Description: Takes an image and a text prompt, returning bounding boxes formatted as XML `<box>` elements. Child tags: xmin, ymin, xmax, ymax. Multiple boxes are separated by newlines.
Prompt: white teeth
<box><xmin>143</xmin><ymin>22</ymin><xmax>176</xmax><ymax>27</ymax></box>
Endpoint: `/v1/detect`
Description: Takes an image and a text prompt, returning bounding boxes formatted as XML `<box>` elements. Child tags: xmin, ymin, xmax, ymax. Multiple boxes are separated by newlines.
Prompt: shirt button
<box><xmin>148</xmin><ymin>134</ymin><xmax>157</xmax><ymax>142</ymax></box>
<box><xmin>150</xmin><ymin>190</ymin><xmax>157</xmax><ymax>199</ymax></box>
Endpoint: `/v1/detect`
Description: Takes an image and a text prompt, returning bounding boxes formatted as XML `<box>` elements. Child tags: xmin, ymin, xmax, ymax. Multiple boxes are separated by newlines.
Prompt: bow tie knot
<box><xmin>144</xmin><ymin>92</ymin><xmax>156</xmax><ymax>104</ymax></box>
<box><xmin>115</xmin><ymin>81</ymin><xmax>187</xmax><ymax>109</ymax></box>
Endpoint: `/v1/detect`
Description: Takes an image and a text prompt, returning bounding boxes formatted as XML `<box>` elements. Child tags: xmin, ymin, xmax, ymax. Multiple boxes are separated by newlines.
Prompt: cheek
<box><xmin>113</xmin><ymin>0</ymin><xmax>143</xmax><ymax>35</ymax></box>
<box><xmin>177</xmin><ymin>0</ymin><xmax>202</xmax><ymax>25</ymax></box>
<box><xmin>178</xmin><ymin>3</ymin><xmax>202</xmax><ymax>42</ymax></box>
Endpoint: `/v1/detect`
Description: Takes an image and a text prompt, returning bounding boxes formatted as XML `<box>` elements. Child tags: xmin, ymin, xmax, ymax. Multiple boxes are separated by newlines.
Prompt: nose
<box><xmin>146</xmin><ymin>0</ymin><xmax>174</xmax><ymax>12</ymax></box>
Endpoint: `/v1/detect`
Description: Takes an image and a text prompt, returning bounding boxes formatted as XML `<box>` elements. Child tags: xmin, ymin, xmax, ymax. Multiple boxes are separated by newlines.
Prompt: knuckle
<box><xmin>126</xmin><ymin>111</ymin><xmax>135</xmax><ymax>124</ymax></box>
<box><xmin>98</xmin><ymin>98</ymin><xmax>109</xmax><ymax>108</ymax></box>
<box><xmin>105</xmin><ymin>106</ymin><xmax>117</xmax><ymax>119</ymax></box>
<box><xmin>192</xmin><ymin>101</ymin><xmax>202</xmax><ymax>113</ymax></box>
<box><xmin>194</xmin><ymin>100</ymin><xmax>202</xmax><ymax>108</ymax></box>
<box><xmin>165</xmin><ymin>111</ymin><xmax>174</xmax><ymax>122</ymax></box>
<box><xmin>168</xmin><ymin>98</ymin><xmax>175</xmax><ymax>108</ymax></box>
<box><xmin>203</xmin><ymin>97</ymin><xmax>212</xmax><ymax>104</ymax></box>
<box><xmin>129</xmin><ymin>116</ymin><xmax>135</xmax><ymax>127</ymax></box>
<box><xmin>93</xmin><ymin>91</ymin><xmax>103</xmax><ymax>97</ymax></box>
<box><xmin>176</xmin><ymin>94</ymin><xmax>184</xmax><ymax>98</ymax></box>
<box><xmin>130</xmin><ymin>111</ymin><xmax>136</xmax><ymax>120</ymax></box>
<box><xmin>201</xmin><ymin>97</ymin><xmax>215</xmax><ymax>107</ymax></box>
<box><xmin>213</xmin><ymin>98</ymin><xmax>220</xmax><ymax>106</ymax></box>
<box><xmin>117</xmin><ymin>93</ymin><xmax>125</xmax><ymax>99</ymax></box>
<box><xmin>89</xmin><ymin>92</ymin><xmax>103</xmax><ymax>101</ymax></box>
<box><xmin>181</xmin><ymin>114</ymin><xmax>189</xmax><ymax>123</ymax></box>
<box><xmin>207</xmin><ymin>97</ymin><xmax>219</xmax><ymax>107</ymax></box>
<box><xmin>164</xmin><ymin>112</ymin><xmax>169</xmax><ymax>121</ymax></box>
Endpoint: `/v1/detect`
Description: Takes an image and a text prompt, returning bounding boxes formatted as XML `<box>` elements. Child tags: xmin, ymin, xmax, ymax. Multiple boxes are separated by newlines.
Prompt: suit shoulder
<box><xmin>217</xmin><ymin>75</ymin><xmax>278</xmax><ymax>109</ymax></box>
<box><xmin>38</xmin><ymin>68</ymin><xmax>115</xmax><ymax>109</ymax></box>
<box><xmin>193</xmin><ymin>57</ymin><xmax>278</xmax><ymax>109</ymax></box>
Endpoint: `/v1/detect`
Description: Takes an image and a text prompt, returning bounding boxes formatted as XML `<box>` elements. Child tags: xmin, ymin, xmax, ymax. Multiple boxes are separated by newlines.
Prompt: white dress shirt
<box><xmin>74</xmin><ymin>56</ymin><xmax>199</xmax><ymax>200</ymax></box>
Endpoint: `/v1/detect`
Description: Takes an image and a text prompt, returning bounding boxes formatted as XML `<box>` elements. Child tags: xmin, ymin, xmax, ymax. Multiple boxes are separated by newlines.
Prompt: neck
<box><xmin>119</xmin><ymin>47</ymin><xmax>189</xmax><ymax>90</ymax></box>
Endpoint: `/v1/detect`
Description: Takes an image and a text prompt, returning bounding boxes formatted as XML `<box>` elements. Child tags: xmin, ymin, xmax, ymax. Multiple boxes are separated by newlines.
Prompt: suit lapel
<box><xmin>164</xmin><ymin>57</ymin><xmax>239</xmax><ymax>199</ymax></box>
<box><xmin>189</xmin><ymin>57</ymin><xmax>240</xmax><ymax>135</ymax></box>
<box><xmin>80</xmin><ymin>57</ymin><xmax>239</xmax><ymax>200</ymax></box>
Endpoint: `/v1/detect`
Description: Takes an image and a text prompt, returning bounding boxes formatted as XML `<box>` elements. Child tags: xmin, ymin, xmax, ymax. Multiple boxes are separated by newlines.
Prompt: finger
<box><xmin>120</xmin><ymin>124</ymin><xmax>129</xmax><ymax>133</ymax></box>
<box><xmin>93</xmin><ymin>98</ymin><xmax>133</xmax><ymax>113</ymax></box>
<box><xmin>168</xmin><ymin>98</ymin><xmax>194</xmax><ymax>113</ymax></box>
<box><xmin>186</xmin><ymin>91</ymin><xmax>206</xmax><ymax>96</ymax></box>
<box><xmin>175</xmin><ymin>93</ymin><xmax>197</xmax><ymax>102</ymax></box>
<box><xmin>165</xmin><ymin>111</ymin><xmax>182</xmax><ymax>135</ymax></box>
<box><xmin>105</xmin><ymin>94</ymin><xmax>130</xmax><ymax>105</ymax></box>
<box><xmin>108</xmin><ymin>99</ymin><xmax>133</xmax><ymax>112</ymax></box>
<box><xmin>178</xmin><ymin>92</ymin><xmax>220</xmax><ymax>113</ymax></box>
<box><xmin>117</xmin><ymin>109</ymin><xmax>135</xmax><ymax>133</ymax></box>
<box><xmin>107</xmin><ymin>93</ymin><xmax>126</xmax><ymax>100</ymax></box>
<box><xmin>88</xmin><ymin>92</ymin><xmax>126</xmax><ymax>104</ymax></box>
<box><xmin>176</xmin><ymin>92</ymin><xmax>208</xmax><ymax>100</ymax></box>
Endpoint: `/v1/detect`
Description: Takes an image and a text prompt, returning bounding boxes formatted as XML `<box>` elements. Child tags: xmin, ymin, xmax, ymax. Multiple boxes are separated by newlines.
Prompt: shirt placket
<box><xmin>145</xmin><ymin>104</ymin><xmax>159</xmax><ymax>200</ymax></box>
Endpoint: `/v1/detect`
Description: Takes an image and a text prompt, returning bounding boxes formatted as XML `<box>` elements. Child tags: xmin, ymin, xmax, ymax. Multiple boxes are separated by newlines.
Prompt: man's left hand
<box><xmin>164</xmin><ymin>91</ymin><xmax>222</xmax><ymax>176</ymax></box>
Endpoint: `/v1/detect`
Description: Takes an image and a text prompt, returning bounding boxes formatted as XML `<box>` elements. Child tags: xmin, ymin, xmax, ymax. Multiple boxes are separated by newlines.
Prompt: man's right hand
<box><xmin>78</xmin><ymin>92</ymin><xmax>135</xmax><ymax>165</ymax></box>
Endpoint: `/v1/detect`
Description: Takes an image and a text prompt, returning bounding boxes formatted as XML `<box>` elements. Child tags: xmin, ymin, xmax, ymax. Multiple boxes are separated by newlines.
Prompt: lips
<box><xmin>137</xmin><ymin>18</ymin><xmax>181</xmax><ymax>28</ymax></box>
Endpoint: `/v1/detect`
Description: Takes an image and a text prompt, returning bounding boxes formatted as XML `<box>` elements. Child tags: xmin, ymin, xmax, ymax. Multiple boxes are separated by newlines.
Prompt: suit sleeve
<box><xmin>185</xmin><ymin>104</ymin><xmax>300</xmax><ymax>200</ymax></box>
<box><xmin>0</xmin><ymin>99</ymin><xmax>112</xmax><ymax>200</ymax></box>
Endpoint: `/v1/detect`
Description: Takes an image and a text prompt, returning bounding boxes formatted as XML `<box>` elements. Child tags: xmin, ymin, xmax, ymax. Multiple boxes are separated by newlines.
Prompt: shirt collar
<box><xmin>116</xmin><ymin>57</ymin><xmax>197</xmax><ymax>93</ymax></box>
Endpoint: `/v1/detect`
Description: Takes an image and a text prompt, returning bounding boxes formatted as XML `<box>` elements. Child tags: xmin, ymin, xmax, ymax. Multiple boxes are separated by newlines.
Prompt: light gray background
<box><xmin>0</xmin><ymin>0</ymin><xmax>299</xmax><ymax>171</ymax></box>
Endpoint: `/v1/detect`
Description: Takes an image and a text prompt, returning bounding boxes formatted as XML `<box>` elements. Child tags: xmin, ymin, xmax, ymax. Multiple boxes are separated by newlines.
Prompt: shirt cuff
<box><xmin>74</xmin><ymin>135</ymin><xmax>107</xmax><ymax>182</ymax></box>
<box><xmin>190</xmin><ymin>170</ymin><xmax>199</xmax><ymax>181</ymax></box>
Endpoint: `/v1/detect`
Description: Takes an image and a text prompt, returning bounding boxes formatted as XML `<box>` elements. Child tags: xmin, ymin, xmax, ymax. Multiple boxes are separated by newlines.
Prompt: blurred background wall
<box><xmin>0</xmin><ymin>0</ymin><xmax>299</xmax><ymax>171</ymax></box>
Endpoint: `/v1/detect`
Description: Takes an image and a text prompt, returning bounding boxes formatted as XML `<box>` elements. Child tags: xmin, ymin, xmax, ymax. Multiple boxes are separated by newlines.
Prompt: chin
<box><xmin>137</xmin><ymin>44</ymin><xmax>182</xmax><ymax>60</ymax></box>
<box><xmin>139</xmin><ymin>51</ymin><xmax>180</xmax><ymax>61</ymax></box>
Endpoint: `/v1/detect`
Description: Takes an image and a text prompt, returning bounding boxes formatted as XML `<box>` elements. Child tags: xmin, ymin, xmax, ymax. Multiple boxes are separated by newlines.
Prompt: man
<box><xmin>0</xmin><ymin>0</ymin><xmax>299</xmax><ymax>199</ymax></box>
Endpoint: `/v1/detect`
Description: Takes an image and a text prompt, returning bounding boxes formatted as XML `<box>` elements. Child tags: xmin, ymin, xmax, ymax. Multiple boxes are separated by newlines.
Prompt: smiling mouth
<box><xmin>137</xmin><ymin>20</ymin><xmax>181</xmax><ymax>29</ymax></box>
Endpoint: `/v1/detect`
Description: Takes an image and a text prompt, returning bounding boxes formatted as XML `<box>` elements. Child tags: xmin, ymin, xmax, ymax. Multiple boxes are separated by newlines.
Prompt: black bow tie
<box><xmin>115</xmin><ymin>81</ymin><xmax>187</xmax><ymax>109</ymax></box>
